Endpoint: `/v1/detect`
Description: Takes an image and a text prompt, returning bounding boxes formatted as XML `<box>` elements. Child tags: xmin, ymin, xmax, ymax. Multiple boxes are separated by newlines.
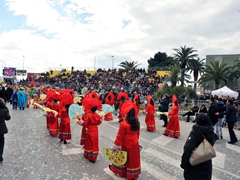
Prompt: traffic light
<box><xmin>2</xmin><ymin>69</ymin><xmax>4</xmax><ymax>75</ymax></box>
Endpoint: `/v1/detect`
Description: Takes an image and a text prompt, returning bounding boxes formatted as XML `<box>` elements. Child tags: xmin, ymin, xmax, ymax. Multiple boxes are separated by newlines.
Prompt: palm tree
<box><xmin>228</xmin><ymin>59</ymin><xmax>240</xmax><ymax>82</ymax></box>
<box><xmin>198</xmin><ymin>61</ymin><xmax>231</xmax><ymax>89</ymax></box>
<box><xmin>169</xmin><ymin>64</ymin><xmax>191</xmax><ymax>87</ymax></box>
<box><xmin>188</xmin><ymin>57</ymin><xmax>205</xmax><ymax>91</ymax></box>
<box><xmin>173</xmin><ymin>45</ymin><xmax>198</xmax><ymax>86</ymax></box>
<box><xmin>118</xmin><ymin>61</ymin><xmax>141</xmax><ymax>70</ymax></box>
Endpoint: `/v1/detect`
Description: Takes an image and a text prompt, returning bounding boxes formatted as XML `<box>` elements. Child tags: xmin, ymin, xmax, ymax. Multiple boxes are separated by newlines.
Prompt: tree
<box><xmin>168</xmin><ymin>64</ymin><xmax>191</xmax><ymax>87</ymax></box>
<box><xmin>147</xmin><ymin>52</ymin><xmax>173</xmax><ymax>69</ymax></box>
<box><xmin>188</xmin><ymin>57</ymin><xmax>205</xmax><ymax>91</ymax></box>
<box><xmin>173</xmin><ymin>45</ymin><xmax>198</xmax><ymax>86</ymax></box>
<box><xmin>118</xmin><ymin>61</ymin><xmax>141</xmax><ymax>70</ymax></box>
<box><xmin>228</xmin><ymin>60</ymin><xmax>240</xmax><ymax>83</ymax></box>
<box><xmin>198</xmin><ymin>61</ymin><xmax>231</xmax><ymax>89</ymax></box>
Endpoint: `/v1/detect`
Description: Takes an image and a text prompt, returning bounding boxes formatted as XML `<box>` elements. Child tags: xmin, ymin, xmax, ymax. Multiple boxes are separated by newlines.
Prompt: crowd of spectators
<box><xmin>17</xmin><ymin>68</ymin><xmax>168</xmax><ymax>97</ymax></box>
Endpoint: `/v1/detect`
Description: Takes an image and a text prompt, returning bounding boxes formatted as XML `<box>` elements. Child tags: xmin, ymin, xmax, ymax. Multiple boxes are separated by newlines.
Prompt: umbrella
<box><xmin>68</xmin><ymin>104</ymin><xmax>84</xmax><ymax>120</ymax></box>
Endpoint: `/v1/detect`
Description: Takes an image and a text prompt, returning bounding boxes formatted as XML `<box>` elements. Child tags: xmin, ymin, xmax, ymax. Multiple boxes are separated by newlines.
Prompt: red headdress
<box><xmin>117</xmin><ymin>92</ymin><xmax>128</xmax><ymax>100</ymax></box>
<box><xmin>90</xmin><ymin>91</ymin><xmax>99</xmax><ymax>99</ymax></box>
<box><xmin>82</xmin><ymin>96</ymin><xmax>102</xmax><ymax>112</ymax></box>
<box><xmin>46</xmin><ymin>90</ymin><xmax>60</xmax><ymax>102</ymax></box>
<box><xmin>172</xmin><ymin>95</ymin><xmax>177</xmax><ymax>104</ymax></box>
<box><xmin>60</xmin><ymin>93</ymin><xmax>74</xmax><ymax>106</ymax></box>
<box><xmin>121</xmin><ymin>100</ymin><xmax>134</xmax><ymax>115</ymax></box>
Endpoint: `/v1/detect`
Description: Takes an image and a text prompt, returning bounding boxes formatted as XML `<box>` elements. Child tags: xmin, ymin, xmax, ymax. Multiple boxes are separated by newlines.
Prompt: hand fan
<box><xmin>102</xmin><ymin>148</ymin><xmax>127</xmax><ymax>166</ymax></box>
<box><xmin>40</xmin><ymin>94</ymin><xmax>46</xmax><ymax>100</ymax></box>
<box><xmin>74</xmin><ymin>96</ymin><xmax>82</xmax><ymax>104</ymax></box>
<box><xmin>68</xmin><ymin>104</ymin><xmax>84</xmax><ymax>120</ymax></box>
<box><xmin>97</xmin><ymin>104</ymin><xmax>114</xmax><ymax>116</ymax></box>
<box><xmin>81</xmin><ymin>87</ymin><xmax>88</xmax><ymax>97</ymax></box>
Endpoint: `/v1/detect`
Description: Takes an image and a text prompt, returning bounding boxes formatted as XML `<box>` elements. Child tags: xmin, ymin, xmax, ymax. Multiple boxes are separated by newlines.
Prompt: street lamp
<box><xmin>0</xmin><ymin>60</ymin><xmax>6</xmax><ymax>67</ymax></box>
<box><xmin>22</xmin><ymin>55</ymin><xmax>25</xmax><ymax>80</ymax></box>
<box><xmin>111</xmin><ymin>55</ymin><xmax>114</xmax><ymax>70</ymax></box>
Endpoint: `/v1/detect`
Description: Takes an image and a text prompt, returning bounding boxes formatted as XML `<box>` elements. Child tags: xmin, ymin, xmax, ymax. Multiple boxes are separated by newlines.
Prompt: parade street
<box><xmin>1</xmin><ymin>104</ymin><xmax>240</xmax><ymax>180</ymax></box>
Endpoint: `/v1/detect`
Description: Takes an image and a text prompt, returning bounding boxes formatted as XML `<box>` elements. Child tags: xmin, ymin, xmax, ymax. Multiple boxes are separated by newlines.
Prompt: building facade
<box><xmin>204</xmin><ymin>54</ymin><xmax>240</xmax><ymax>95</ymax></box>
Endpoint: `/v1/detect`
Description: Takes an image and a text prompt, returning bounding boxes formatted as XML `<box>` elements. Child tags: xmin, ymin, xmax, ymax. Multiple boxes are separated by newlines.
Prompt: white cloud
<box><xmin>0</xmin><ymin>0</ymin><xmax>239</xmax><ymax>73</ymax></box>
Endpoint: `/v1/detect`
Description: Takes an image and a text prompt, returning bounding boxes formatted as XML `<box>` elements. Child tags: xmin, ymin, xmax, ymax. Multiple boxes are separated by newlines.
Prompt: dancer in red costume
<box><xmin>104</xmin><ymin>92</ymin><xmax>115</xmax><ymax>121</ymax></box>
<box><xmin>57</xmin><ymin>92</ymin><xmax>73</xmax><ymax>144</ymax></box>
<box><xmin>117</xmin><ymin>92</ymin><xmax>128</xmax><ymax>123</ymax></box>
<box><xmin>144</xmin><ymin>98</ymin><xmax>156</xmax><ymax>132</ymax></box>
<box><xmin>78</xmin><ymin>97</ymin><xmax>102</xmax><ymax>163</ymax></box>
<box><xmin>163</xmin><ymin>95</ymin><xmax>180</xmax><ymax>138</ymax></box>
<box><xmin>47</xmin><ymin>90</ymin><xmax>61</xmax><ymax>137</ymax></box>
<box><xmin>109</xmin><ymin>100</ymin><xmax>141</xmax><ymax>180</ymax></box>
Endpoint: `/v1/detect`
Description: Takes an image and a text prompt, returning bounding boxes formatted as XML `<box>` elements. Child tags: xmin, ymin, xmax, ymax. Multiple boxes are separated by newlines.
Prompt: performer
<box><xmin>47</xmin><ymin>90</ymin><xmax>61</xmax><ymax>137</ymax></box>
<box><xmin>109</xmin><ymin>100</ymin><xmax>141</xmax><ymax>180</ymax></box>
<box><xmin>57</xmin><ymin>92</ymin><xmax>73</xmax><ymax>144</ymax></box>
<box><xmin>163</xmin><ymin>95</ymin><xmax>180</xmax><ymax>138</ymax></box>
<box><xmin>104</xmin><ymin>92</ymin><xmax>115</xmax><ymax>121</ymax></box>
<box><xmin>17</xmin><ymin>87</ymin><xmax>27</xmax><ymax>110</ymax></box>
<box><xmin>11</xmin><ymin>89</ymin><xmax>18</xmax><ymax>110</ymax></box>
<box><xmin>77</xmin><ymin>97</ymin><xmax>102</xmax><ymax>163</ymax></box>
<box><xmin>133</xmin><ymin>97</ymin><xmax>140</xmax><ymax>118</ymax></box>
<box><xmin>144</xmin><ymin>99</ymin><xmax>156</xmax><ymax>132</ymax></box>
<box><xmin>117</xmin><ymin>92</ymin><xmax>128</xmax><ymax>123</ymax></box>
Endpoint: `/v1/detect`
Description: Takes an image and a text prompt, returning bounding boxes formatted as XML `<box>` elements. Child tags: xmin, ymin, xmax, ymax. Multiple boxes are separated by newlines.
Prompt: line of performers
<box><xmin>40</xmin><ymin>88</ymin><xmax>180</xmax><ymax>180</ymax></box>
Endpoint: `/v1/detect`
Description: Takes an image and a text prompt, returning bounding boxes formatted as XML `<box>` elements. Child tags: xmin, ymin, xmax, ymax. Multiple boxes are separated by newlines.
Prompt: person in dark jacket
<box><xmin>216</xmin><ymin>98</ymin><xmax>226</xmax><ymax>140</ymax></box>
<box><xmin>0</xmin><ymin>87</ymin><xmax>8</xmax><ymax>103</ymax></box>
<box><xmin>0</xmin><ymin>98</ymin><xmax>11</xmax><ymax>164</ymax></box>
<box><xmin>182</xmin><ymin>101</ymin><xmax>199</xmax><ymax>122</ymax></box>
<box><xmin>181</xmin><ymin>113</ymin><xmax>215</xmax><ymax>180</ymax></box>
<box><xmin>207</xmin><ymin>97</ymin><xmax>219</xmax><ymax>141</ymax></box>
<box><xmin>199</xmin><ymin>104</ymin><xmax>208</xmax><ymax>113</ymax></box>
<box><xmin>217</xmin><ymin>99</ymin><xmax>238</xmax><ymax>144</ymax></box>
<box><xmin>159</xmin><ymin>94</ymin><xmax>169</xmax><ymax>127</ymax></box>
<box><xmin>6</xmin><ymin>85</ymin><xmax>13</xmax><ymax>103</ymax></box>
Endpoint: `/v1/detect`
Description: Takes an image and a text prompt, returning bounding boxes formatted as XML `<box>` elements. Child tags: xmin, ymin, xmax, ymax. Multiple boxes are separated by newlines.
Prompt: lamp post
<box><xmin>22</xmin><ymin>55</ymin><xmax>25</xmax><ymax>80</ymax></box>
<box><xmin>94</xmin><ymin>56</ymin><xmax>96</xmax><ymax>70</ymax></box>
<box><xmin>111</xmin><ymin>55</ymin><xmax>114</xmax><ymax>70</ymax></box>
<box><xmin>0</xmin><ymin>60</ymin><xmax>6</xmax><ymax>67</ymax></box>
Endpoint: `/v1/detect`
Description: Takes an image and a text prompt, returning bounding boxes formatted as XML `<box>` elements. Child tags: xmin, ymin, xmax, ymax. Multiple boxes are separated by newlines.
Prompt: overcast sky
<box><xmin>0</xmin><ymin>0</ymin><xmax>239</xmax><ymax>73</ymax></box>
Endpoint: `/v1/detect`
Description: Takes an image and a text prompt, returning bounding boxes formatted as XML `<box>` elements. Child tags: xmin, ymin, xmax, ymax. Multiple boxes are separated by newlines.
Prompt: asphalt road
<box><xmin>0</xmin><ymin>103</ymin><xmax>240</xmax><ymax>180</ymax></box>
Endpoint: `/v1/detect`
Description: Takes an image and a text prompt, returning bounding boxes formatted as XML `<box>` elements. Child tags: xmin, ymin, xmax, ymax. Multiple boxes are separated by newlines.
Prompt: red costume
<box><xmin>117</xmin><ymin>92</ymin><xmax>128</xmax><ymax>122</ymax></box>
<box><xmin>58</xmin><ymin>92</ymin><xmax>73</xmax><ymax>142</ymax></box>
<box><xmin>109</xmin><ymin>101</ymin><xmax>141</xmax><ymax>179</ymax></box>
<box><xmin>145</xmin><ymin>103</ymin><xmax>156</xmax><ymax>132</ymax></box>
<box><xmin>163</xmin><ymin>95</ymin><xmax>180</xmax><ymax>138</ymax></box>
<box><xmin>79</xmin><ymin>97</ymin><xmax>102</xmax><ymax>162</ymax></box>
<box><xmin>46</xmin><ymin>90</ymin><xmax>61</xmax><ymax>137</ymax></box>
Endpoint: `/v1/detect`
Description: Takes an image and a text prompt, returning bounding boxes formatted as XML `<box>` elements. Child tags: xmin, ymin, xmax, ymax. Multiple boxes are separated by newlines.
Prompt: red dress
<box><xmin>81</xmin><ymin>112</ymin><xmax>102</xmax><ymax>162</ymax></box>
<box><xmin>145</xmin><ymin>104</ymin><xmax>156</xmax><ymax>132</ymax></box>
<box><xmin>80</xmin><ymin>113</ymin><xmax>87</xmax><ymax>145</ymax></box>
<box><xmin>164</xmin><ymin>104</ymin><xmax>180</xmax><ymax>138</ymax></box>
<box><xmin>45</xmin><ymin>101</ymin><xmax>51</xmax><ymax>129</ymax></box>
<box><xmin>118</xmin><ymin>101</ymin><xmax>124</xmax><ymax>121</ymax></box>
<box><xmin>58</xmin><ymin>107</ymin><xmax>71</xmax><ymax>140</ymax></box>
<box><xmin>49</xmin><ymin>102</ymin><xmax>60</xmax><ymax>137</ymax></box>
<box><xmin>109</xmin><ymin>121</ymin><xmax>141</xmax><ymax>179</ymax></box>
<box><xmin>133</xmin><ymin>101</ymin><xmax>139</xmax><ymax>118</ymax></box>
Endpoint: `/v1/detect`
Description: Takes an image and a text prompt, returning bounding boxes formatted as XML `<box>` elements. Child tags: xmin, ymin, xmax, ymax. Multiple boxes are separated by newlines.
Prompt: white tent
<box><xmin>211</xmin><ymin>86</ymin><xmax>238</xmax><ymax>98</ymax></box>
